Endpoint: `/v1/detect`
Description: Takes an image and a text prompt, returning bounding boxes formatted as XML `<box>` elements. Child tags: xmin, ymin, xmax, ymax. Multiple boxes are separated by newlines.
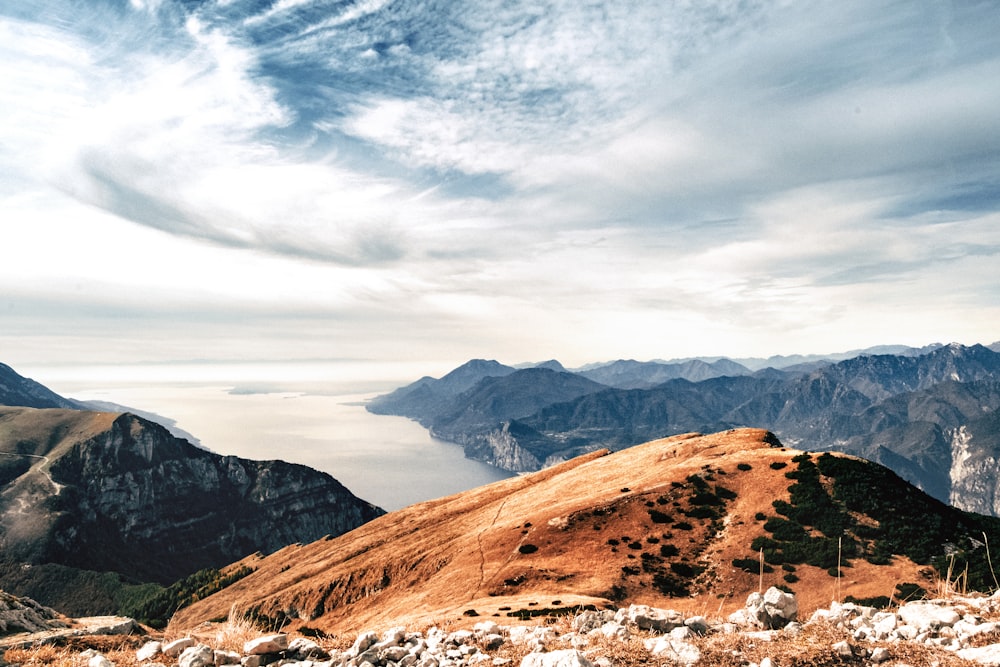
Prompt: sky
<box><xmin>2</xmin><ymin>0</ymin><xmax>999</xmax><ymax>386</ymax></box>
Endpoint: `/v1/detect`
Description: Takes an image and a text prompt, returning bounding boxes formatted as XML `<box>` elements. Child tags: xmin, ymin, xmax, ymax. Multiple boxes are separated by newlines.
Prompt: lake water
<box><xmin>47</xmin><ymin>366</ymin><xmax>513</xmax><ymax>512</ymax></box>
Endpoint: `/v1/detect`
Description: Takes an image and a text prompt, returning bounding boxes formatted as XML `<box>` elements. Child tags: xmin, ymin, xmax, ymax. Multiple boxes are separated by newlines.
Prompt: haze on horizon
<box><xmin>2</xmin><ymin>0</ymin><xmax>999</xmax><ymax>382</ymax></box>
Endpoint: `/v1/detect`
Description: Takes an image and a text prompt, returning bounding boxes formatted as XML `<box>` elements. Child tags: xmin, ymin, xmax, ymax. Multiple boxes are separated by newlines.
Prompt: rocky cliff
<box><xmin>0</xmin><ymin>407</ymin><xmax>383</xmax><ymax>595</ymax></box>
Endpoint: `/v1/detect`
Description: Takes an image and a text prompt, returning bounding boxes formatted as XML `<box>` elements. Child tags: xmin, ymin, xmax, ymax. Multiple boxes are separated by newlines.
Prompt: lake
<box><xmin>44</xmin><ymin>363</ymin><xmax>513</xmax><ymax>511</ymax></box>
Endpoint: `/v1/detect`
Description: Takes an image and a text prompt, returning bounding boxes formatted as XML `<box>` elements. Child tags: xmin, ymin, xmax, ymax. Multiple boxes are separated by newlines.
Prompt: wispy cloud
<box><xmin>1</xmin><ymin>0</ymin><xmax>999</xmax><ymax>368</ymax></box>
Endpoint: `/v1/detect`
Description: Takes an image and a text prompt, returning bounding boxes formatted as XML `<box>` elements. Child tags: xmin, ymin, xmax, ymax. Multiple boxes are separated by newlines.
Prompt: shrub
<box><xmin>895</xmin><ymin>582</ymin><xmax>927</xmax><ymax>601</ymax></box>
<box><xmin>737</xmin><ymin>463</ymin><xmax>752</xmax><ymax>471</ymax></box>
<box><xmin>732</xmin><ymin>558</ymin><xmax>773</xmax><ymax>574</ymax></box>
<box><xmin>518</xmin><ymin>544</ymin><xmax>538</xmax><ymax>554</ymax></box>
<box><xmin>659</xmin><ymin>544</ymin><xmax>679</xmax><ymax>557</ymax></box>
<box><xmin>669</xmin><ymin>562</ymin><xmax>704</xmax><ymax>578</ymax></box>
<box><xmin>845</xmin><ymin>595</ymin><xmax>891</xmax><ymax>609</ymax></box>
<box><xmin>648</xmin><ymin>509</ymin><xmax>673</xmax><ymax>524</ymax></box>
<box><xmin>715</xmin><ymin>485</ymin><xmax>738</xmax><ymax>501</ymax></box>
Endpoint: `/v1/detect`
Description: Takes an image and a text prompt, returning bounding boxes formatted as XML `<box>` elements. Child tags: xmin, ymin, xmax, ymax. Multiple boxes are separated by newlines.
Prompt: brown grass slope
<box><xmin>170</xmin><ymin>428</ymin><xmax>935</xmax><ymax>636</ymax></box>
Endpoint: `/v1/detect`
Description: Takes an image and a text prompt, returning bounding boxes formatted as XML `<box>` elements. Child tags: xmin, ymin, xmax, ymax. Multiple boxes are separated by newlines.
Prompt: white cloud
<box><xmin>2</xmin><ymin>0</ymin><xmax>999</xmax><ymax>373</ymax></box>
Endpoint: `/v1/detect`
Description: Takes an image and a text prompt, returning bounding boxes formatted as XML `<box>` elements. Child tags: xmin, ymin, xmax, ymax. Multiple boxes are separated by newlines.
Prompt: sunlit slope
<box><xmin>171</xmin><ymin>428</ymin><xmax>998</xmax><ymax>635</ymax></box>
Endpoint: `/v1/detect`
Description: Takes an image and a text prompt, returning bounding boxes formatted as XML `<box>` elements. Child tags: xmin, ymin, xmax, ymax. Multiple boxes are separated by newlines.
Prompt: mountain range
<box><xmin>368</xmin><ymin>342</ymin><xmax>1000</xmax><ymax>516</ymax></box>
<box><xmin>0</xmin><ymin>362</ymin><xmax>383</xmax><ymax>616</ymax></box>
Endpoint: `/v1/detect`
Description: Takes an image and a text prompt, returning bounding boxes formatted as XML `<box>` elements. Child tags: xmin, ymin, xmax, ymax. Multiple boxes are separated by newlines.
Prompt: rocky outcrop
<box><xmin>129</xmin><ymin>590</ymin><xmax>1000</xmax><ymax>667</ymax></box>
<box><xmin>0</xmin><ymin>591</ymin><xmax>66</xmax><ymax>636</ymax></box>
<box><xmin>464</xmin><ymin>422</ymin><xmax>543</xmax><ymax>472</ymax></box>
<box><xmin>0</xmin><ymin>407</ymin><xmax>384</xmax><ymax>594</ymax></box>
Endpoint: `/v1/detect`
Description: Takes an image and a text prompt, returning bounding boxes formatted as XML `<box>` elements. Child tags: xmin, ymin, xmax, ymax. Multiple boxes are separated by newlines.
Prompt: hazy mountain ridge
<box><xmin>369</xmin><ymin>343</ymin><xmax>1000</xmax><ymax>514</ymax></box>
<box><xmin>0</xmin><ymin>363</ymin><xmax>81</xmax><ymax>411</ymax></box>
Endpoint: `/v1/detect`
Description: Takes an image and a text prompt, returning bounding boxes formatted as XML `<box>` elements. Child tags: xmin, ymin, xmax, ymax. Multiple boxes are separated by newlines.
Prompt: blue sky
<box><xmin>1</xmin><ymin>0</ymin><xmax>999</xmax><ymax>379</ymax></box>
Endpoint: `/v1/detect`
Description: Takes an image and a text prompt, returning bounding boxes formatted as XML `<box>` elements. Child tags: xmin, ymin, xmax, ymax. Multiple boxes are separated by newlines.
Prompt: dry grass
<box><xmin>3</xmin><ymin>636</ymin><xmax>148</xmax><ymax>667</ymax></box>
<box><xmin>210</xmin><ymin>607</ymin><xmax>268</xmax><ymax>653</ymax></box>
<box><xmin>694</xmin><ymin>622</ymin><xmax>978</xmax><ymax>667</ymax></box>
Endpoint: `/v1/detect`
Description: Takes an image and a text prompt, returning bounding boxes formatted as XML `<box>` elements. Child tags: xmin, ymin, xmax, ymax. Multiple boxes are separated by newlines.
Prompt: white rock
<box><xmin>240</xmin><ymin>656</ymin><xmax>261</xmax><ymax>667</ymax></box>
<box><xmin>832</xmin><ymin>640</ymin><xmax>853</xmax><ymax>659</ymax></box>
<box><xmin>350</xmin><ymin>631</ymin><xmax>379</xmax><ymax>656</ymax></box>
<box><xmin>214</xmin><ymin>650</ymin><xmax>241</xmax><ymax>666</ymax></box>
<box><xmin>596</xmin><ymin>622</ymin><xmax>627</xmax><ymax>639</ymax></box>
<box><xmin>872</xmin><ymin>612</ymin><xmax>897</xmax><ymax>639</ymax></box>
<box><xmin>958</xmin><ymin>643</ymin><xmax>1000</xmax><ymax>665</ymax></box>
<box><xmin>684</xmin><ymin>616</ymin><xmax>708</xmax><ymax>634</ymax></box>
<box><xmin>289</xmin><ymin>637</ymin><xmax>329</xmax><ymax>660</ymax></box>
<box><xmin>163</xmin><ymin>638</ymin><xmax>196</xmax><ymax>658</ymax></box>
<box><xmin>519</xmin><ymin>649</ymin><xmax>594</xmax><ymax>667</ymax></box>
<box><xmin>136</xmin><ymin>641</ymin><xmax>162</xmax><ymax>662</ymax></box>
<box><xmin>88</xmin><ymin>653</ymin><xmax>114</xmax><ymax>667</ymax></box>
<box><xmin>759</xmin><ymin>658</ymin><xmax>775</xmax><ymax>667</ymax></box>
<box><xmin>762</xmin><ymin>587</ymin><xmax>798</xmax><ymax>625</ymax></box>
<box><xmin>474</xmin><ymin>621</ymin><xmax>501</xmax><ymax>636</ymax></box>
<box><xmin>627</xmin><ymin>604</ymin><xmax>684</xmax><ymax>632</ymax></box>
<box><xmin>382</xmin><ymin>646</ymin><xmax>410</xmax><ymax>662</ymax></box>
<box><xmin>244</xmin><ymin>634</ymin><xmax>289</xmax><ymax>655</ymax></box>
<box><xmin>870</xmin><ymin>647</ymin><xmax>891</xmax><ymax>663</ymax></box>
<box><xmin>378</xmin><ymin>627</ymin><xmax>407</xmax><ymax>648</ymax></box>
<box><xmin>643</xmin><ymin>637</ymin><xmax>701</xmax><ymax>666</ymax></box>
<box><xmin>178</xmin><ymin>644</ymin><xmax>215</xmax><ymax>667</ymax></box>
<box><xmin>898</xmin><ymin>603</ymin><xmax>961</xmax><ymax>631</ymax></box>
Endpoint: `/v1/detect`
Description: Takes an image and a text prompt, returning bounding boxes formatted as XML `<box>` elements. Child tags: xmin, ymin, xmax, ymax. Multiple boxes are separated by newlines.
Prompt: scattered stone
<box><xmin>214</xmin><ymin>649</ymin><xmax>242</xmax><ymax>665</ymax></box>
<box><xmin>136</xmin><ymin>640</ymin><xmax>162</xmax><ymax>662</ymax></box>
<box><xmin>958</xmin><ymin>644</ymin><xmax>1000</xmax><ymax>665</ymax></box>
<box><xmin>178</xmin><ymin>644</ymin><xmax>215</xmax><ymax>667</ymax></box>
<box><xmin>831</xmin><ymin>641</ymin><xmax>853</xmax><ymax>659</ymax></box>
<box><xmin>730</xmin><ymin>588</ymin><xmax>797</xmax><ymax>629</ymax></box>
<box><xmin>643</xmin><ymin>636</ymin><xmax>701</xmax><ymax>666</ymax></box>
<box><xmin>870</xmin><ymin>646</ymin><xmax>891</xmax><ymax>663</ymax></box>
<box><xmin>243</xmin><ymin>634</ymin><xmax>288</xmax><ymax>655</ymax></box>
<box><xmin>163</xmin><ymin>638</ymin><xmax>196</xmax><ymax>658</ymax></box>
<box><xmin>88</xmin><ymin>653</ymin><xmax>114</xmax><ymax>667</ymax></box>
<box><xmin>288</xmin><ymin>637</ymin><xmax>328</xmax><ymax>660</ymax></box>
<box><xmin>519</xmin><ymin>649</ymin><xmax>594</xmax><ymax>667</ymax></box>
<box><xmin>627</xmin><ymin>605</ymin><xmax>684</xmax><ymax>633</ymax></box>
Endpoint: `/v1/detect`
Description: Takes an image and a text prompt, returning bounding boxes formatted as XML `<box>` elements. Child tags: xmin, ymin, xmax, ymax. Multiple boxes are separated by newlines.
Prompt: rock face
<box><xmin>0</xmin><ymin>591</ymin><xmax>66</xmax><ymax>636</ymax></box>
<box><xmin>0</xmin><ymin>407</ymin><xmax>384</xmax><ymax>592</ymax></box>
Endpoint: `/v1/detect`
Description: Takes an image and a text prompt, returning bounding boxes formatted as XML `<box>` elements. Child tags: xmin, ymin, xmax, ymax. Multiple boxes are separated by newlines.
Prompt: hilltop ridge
<box><xmin>169</xmin><ymin>428</ymin><xmax>1000</xmax><ymax>637</ymax></box>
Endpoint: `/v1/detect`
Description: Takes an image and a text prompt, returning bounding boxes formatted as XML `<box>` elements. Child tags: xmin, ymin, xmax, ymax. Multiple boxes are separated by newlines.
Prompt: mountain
<box><xmin>429</xmin><ymin>368</ymin><xmax>607</xmax><ymax>438</ymax></box>
<box><xmin>0</xmin><ymin>363</ymin><xmax>80</xmax><ymax>410</ymax></box>
<box><xmin>707</xmin><ymin>342</ymin><xmax>946</xmax><ymax>371</ymax></box>
<box><xmin>577</xmin><ymin>359</ymin><xmax>751</xmax><ymax>389</ymax></box>
<box><xmin>0</xmin><ymin>406</ymin><xmax>383</xmax><ymax>614</ymax></box>
<box><xmin>168</xmin><ymin>429</ymin><xmax>1000</xmax><ymax>636</ymax></box>
<box><xmin>366</xmin><ymin>359</ymin><xmax>517</xmax><ymax>424</ymax></box>
<box><xmin>370</xmin><ymin>344</ymin><xmax>1000</xmax><ymax>516</ymax></box>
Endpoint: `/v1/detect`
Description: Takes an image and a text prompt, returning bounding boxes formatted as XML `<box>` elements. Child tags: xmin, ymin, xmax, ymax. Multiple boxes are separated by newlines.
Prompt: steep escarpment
<box><xmin>0</xmin><ymin>407</ymin><xmax>383</xmax><ymax>608</ymax></box>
